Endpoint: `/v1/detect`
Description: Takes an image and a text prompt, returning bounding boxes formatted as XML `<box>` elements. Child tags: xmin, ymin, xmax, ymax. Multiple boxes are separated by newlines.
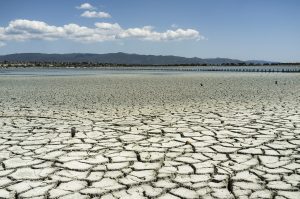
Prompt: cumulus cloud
<box><xmin>0</xmin><ymin>19</ymin><xmax>204</xmax><ymax>45</ymax></box>
<box><xmin>76</xmin><ymin>3</ymin><xmax>95</xmax><ymax>10</ymax></box>
<box><xmin>95</xmin><ymin>22</ymin><xmax>121</xmax><ymax>30</ymax></box>
<box><xmin>81</xmin><ymin>11</ymin><xmax>111</xmax><ymax>18</ymax></box>
<box><xmin>1</xmin><ymin>19</ymin><xmax>65</xmax><ymax>42</ymax></box>
<box><xmin>118</xmin><ymin>26</ymin><xmax>202</xmax><ymax>41</ymax></box>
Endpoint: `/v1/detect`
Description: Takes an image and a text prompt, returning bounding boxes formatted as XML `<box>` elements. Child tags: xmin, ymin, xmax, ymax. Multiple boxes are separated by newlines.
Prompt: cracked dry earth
<box><xmin>0</xmin><ymin>72</ymin><xmax>300</xmax><ymax>199</ymax></box>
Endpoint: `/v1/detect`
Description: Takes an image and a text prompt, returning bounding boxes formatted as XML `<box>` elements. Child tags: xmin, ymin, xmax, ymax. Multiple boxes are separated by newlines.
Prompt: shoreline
<box><xmin>1</xmin><ymin>65</ymin><xmax>300</xmax><ymax>73</ymax></box>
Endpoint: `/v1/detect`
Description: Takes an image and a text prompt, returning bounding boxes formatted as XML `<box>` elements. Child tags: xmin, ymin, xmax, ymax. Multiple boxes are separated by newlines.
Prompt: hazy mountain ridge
<box><xmin>0</xmin><ymin>53</ymin><xmax>274</xmax><ymax>65</ymax></box>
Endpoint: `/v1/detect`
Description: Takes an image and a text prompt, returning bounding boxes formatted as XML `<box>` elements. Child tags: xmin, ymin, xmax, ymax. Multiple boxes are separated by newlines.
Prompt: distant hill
<box><xmin>0</xmin><ymin>52</ymin><xmax>273</xmax><ymax>65</ymax></box>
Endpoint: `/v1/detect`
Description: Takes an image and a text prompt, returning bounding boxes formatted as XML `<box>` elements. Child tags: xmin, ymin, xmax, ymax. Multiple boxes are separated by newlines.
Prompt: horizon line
<box><xmin>0</xmin><ymin>52</ymin><xmax>286</xmax><ymax>63</ymax></box>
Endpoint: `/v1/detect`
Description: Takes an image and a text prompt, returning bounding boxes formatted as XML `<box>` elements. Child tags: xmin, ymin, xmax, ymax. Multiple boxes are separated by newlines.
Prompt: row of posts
<box><xmin>177</xmin><ymin>68</ymin><xmax>300</xmax><ymax>72</ymax></box>
<box><xmin>105</xmin><ymin>67</ymin><xmax>300</xmax><ymax>73</ymax></box>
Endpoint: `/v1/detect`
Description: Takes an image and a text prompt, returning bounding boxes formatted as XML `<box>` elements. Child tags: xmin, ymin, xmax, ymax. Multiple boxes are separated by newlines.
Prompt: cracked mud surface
<box><xmin>0</xmin><ymin>72</ymin><xmax>299</xmax><ymax>198</ymax></box>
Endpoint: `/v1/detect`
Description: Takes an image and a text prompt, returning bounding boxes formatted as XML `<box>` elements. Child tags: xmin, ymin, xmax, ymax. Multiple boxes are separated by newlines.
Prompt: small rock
<box><xmin>71</xmin><ymin>127</ymin><xmax>76</xmax><ymax>137</ymax></box>
<box><xmin>1</xmin><ymin>162</ymin><xmax>6</xmax><ymax>170</ymax></box>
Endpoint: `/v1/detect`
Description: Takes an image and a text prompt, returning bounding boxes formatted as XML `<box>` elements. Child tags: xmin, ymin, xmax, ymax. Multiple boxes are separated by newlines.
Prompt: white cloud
<box><xmin>95</xmin><ymin>22</ymin><xmax>121</xmax><ymax>30</ymax></box>
<box><xmin>3</xmin><ymin>19</ymin><xmax>65</xmax><ymax>41</ymax></box>
<box><xmin>0</xmin><ymin>19</ymin><xmax>204</xmax><ymax>44</ymax></box>
<box><xmin>118</xmin><ymin>26</ymin><xmax>203</xmax><ymax>41</ymax></box>
<box><xmin>76</xmin><ymin>3</ymin><xmax>95</xmax><ymax>10</ymax></box>
<box><xmin>171</xmin><ymin>24</ymin><xmax>178</xmax><ymax>28</ymax></box>
<box><xmin>81</xmin><ymin>11</ymin><xmax>111</xmax><ymax>18</ymax></box>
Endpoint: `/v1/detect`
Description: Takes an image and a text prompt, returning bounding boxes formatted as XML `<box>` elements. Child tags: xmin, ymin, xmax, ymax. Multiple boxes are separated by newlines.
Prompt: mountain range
<box><xmin>0</xmin><ymin>53</ymin><xmax>274</xmax><ymax>65</ymax></box>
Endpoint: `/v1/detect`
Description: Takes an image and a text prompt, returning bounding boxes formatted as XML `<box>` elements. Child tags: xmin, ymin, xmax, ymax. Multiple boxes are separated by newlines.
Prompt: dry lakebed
<box><xmin>0</xmin><ymin>70</ymin><xmax>299</xmax><ymax>199</ymax></box>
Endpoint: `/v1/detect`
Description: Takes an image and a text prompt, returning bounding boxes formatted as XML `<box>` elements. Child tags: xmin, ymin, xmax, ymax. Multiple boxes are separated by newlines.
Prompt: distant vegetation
<box><xmin>0</xmin><ymin>52</ymin><xmax>280</xmax><ymax>65</ymax></box>
<box><xmin>1</xmin><ymin>61</ymin><xmax>300</xmax><ymax>73</ymax></box>
<box><xmin>1</xmin><ymin>61</ymin><xmax>300</xmax><ymax>68</ymax></box>
<box><xmin>0</xmin><ymin>53</ymin><xmax>299</xmax><ymax>71</ymax></box>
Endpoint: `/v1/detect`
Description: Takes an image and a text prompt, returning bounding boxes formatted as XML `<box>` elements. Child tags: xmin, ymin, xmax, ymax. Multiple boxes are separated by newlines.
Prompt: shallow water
<box><xmin>0</xmin><ymin>65</ymin><xmax>299</xmax><ymax>77</ymax></box>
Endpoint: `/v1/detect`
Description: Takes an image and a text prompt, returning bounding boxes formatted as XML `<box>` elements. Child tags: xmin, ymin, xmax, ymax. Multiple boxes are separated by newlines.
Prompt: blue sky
<box><xmin>0</xmin><ymin>0</ymin><xmax>299</xmax><ymax>62</ymax></box>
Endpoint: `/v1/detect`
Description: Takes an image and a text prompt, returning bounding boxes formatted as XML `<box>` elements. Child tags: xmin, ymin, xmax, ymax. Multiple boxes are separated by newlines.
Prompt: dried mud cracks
<box><xmin>0</xmin><ymin>74</ymin><xmax>299</xmax><ymax>199</ymax></box>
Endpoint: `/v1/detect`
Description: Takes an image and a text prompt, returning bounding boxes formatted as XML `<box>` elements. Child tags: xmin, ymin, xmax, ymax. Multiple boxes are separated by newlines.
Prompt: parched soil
<box><xmin>0</xmin><ymin>72</ymin><xmax>299</xmax><ymax>199</ymax></box>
